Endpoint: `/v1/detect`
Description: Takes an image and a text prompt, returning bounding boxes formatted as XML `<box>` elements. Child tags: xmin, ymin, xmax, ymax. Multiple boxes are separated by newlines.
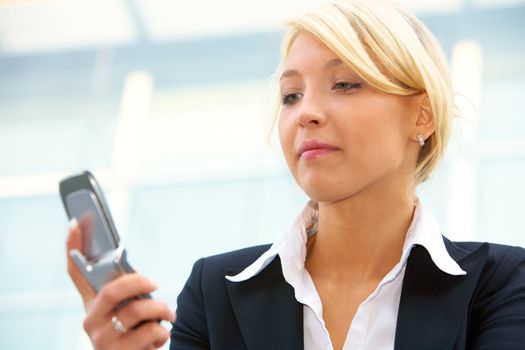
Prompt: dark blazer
<box><xmin>170</xmin><ymin>238</ymin><xmax>525</xmax><ymax>349</ymax></box>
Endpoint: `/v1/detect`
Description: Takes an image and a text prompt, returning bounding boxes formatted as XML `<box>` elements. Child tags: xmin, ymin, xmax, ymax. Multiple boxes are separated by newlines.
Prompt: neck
<box><xmin>306</xmin><ymin>182</ymin><xmax>416</xmax><ymax>282</ymax></box>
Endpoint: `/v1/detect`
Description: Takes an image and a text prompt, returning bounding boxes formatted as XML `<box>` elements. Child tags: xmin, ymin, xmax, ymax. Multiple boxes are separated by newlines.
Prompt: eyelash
<box><xmin>281</xmin><ymin>81</ymin><xmax>363</xmax><ymax>105</ymax></box>
<box><xmin>333</xmin><ymin>81</ymin><xmax>362</xmax><ymax>91</ymax></box>
<box><xmin>281</xmin><ymin>92</ymin><xmax>303</xmax><ymax>105</ymax></box>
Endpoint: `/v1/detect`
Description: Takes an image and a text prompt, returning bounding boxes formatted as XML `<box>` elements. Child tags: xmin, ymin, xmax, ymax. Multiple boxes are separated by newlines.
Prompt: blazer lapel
<box><xmin>394</xmin><ymin>240</ymin><xmax>489</xmax><ymax>350</ymax></box>
<box><xmin>225</xmin><ymin>256</ymin><xmax>303</xmax><ymax>350</ymax></box>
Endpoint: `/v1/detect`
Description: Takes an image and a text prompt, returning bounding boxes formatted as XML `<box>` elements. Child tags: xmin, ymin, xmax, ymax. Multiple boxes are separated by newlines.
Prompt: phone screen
<box><xmin>65</xmin><ymin>189</ymin><xmax>116</xmax><ymax>260</ymax></box>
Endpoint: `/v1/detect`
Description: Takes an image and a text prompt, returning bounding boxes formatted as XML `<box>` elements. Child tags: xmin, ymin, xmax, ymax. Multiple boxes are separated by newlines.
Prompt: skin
<box><xmin>278</xmin><ymin>33</ymin><xmax>434</xmax><ymax>349</ymax></box>
<box><xmin>66</xmin><ymin>220</ymin><xmax>175</xmax><ymax>350</ymax></box>
<box><xmin>66</xmin><ymin>31</ymin><xmax>435</xmax><ymax>350</ymax></box>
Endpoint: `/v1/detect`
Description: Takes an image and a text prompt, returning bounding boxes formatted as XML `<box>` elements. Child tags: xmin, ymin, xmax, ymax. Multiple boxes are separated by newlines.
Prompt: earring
<box><xmin>417</xmin><ymin>133</ymin><xmax>425</xmax><ymax>146</ymax></box>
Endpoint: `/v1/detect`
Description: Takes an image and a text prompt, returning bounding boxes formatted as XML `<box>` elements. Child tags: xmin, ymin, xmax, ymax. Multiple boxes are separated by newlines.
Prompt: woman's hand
<box><xmin>66</xmin><ymin>219</ymin><xmax>175</xmax><ymax>350</ymax></box>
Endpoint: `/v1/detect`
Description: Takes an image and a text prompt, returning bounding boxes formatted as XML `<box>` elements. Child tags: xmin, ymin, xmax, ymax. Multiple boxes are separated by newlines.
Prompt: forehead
<box><xmin>282</xmin><ymin>33</ymin><xmax>339</xmax><ymax>68</ymax></box>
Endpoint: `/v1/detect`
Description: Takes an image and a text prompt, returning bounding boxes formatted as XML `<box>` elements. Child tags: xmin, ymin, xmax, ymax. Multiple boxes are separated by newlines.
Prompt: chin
<box><xmin>300</xmin><ymin>183</ymin><xmax>362</xmax><ymax>204</ymax></box>
<box><xmin>298</xmin><ymin>173</ymin><xmax>379</xmax><ymax>204</ymax></box>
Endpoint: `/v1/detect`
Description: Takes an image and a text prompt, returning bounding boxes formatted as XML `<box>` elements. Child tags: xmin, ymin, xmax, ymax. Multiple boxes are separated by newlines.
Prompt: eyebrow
<box><xmin>279</xmin><ymin>58</ymin><xmax>344</xmax><ymax>81</ymax></box>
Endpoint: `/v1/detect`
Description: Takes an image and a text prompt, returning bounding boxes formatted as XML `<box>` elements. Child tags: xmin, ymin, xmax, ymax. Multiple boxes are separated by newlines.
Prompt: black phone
<box><xmin>60</xmin><ymin>170</ymin><xmax>150</xmax><ymax>301</ymax></box>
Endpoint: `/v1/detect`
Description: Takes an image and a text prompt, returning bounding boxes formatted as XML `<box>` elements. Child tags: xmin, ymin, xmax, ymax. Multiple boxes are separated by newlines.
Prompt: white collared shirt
<box><xmin>226</xmin><ymin>199</ymin><xmax>466</xmax><ymax>350</ymax></box>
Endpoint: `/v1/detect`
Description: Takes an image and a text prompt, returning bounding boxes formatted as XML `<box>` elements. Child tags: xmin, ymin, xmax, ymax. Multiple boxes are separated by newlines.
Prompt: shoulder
<box><xmin>187</xmin><ymin>244</ymin><xmax>272</xmax><ymax>284</ymax></box>
<box><xmin>445</xmin><ymin>238</ymin><xmax>525</xmax><ymax>314</ymax></box>
<box><xmin>201</xmin><ymin>243</ymin><xmax>272</xmax><ymax>269</ymax></box>
<box><xmin>444</xmin><ymin>240</ymin><xmax>525</xmax><ymax>347</ymax></box>
<box><xmin>444</xmin><ymin>238</ymin><xmax>525</xmax><ymax>269</ymax></box>
<box><xmin>445</xmin><ymin>238</ymin><xmax>525</xmax><ymax>286</ymax></box>
<box><xmin>176</xmin><ymin>243</ymin><xmax>273</xmax><ymax>301</ymax></box>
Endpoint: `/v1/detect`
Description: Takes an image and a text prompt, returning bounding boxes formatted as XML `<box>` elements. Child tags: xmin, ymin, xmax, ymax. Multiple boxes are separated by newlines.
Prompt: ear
<box><xmin>411</xmin><ymin>93</ymin><xmax>435</xmax><ymax>144</ymax></box>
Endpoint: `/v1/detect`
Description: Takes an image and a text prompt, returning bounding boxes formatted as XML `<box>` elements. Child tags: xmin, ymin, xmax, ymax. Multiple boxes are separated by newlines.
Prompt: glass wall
<box><xmin>1</xmin><ymin>0</ymin><xmax>524</xmax><ymax>348</ymax></box>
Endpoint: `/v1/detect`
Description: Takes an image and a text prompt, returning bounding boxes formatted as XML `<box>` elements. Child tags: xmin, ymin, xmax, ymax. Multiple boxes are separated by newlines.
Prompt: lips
<box><xmin>298</xmin><ymin>140</ymin><xmax>339</xmax><ymax>160</ymax></box>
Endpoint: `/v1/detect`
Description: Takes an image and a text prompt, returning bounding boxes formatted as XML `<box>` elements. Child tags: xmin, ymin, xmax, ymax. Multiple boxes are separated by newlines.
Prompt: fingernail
<box><xmin>171</xmin><ymin>311</ymin><xmax>176</xmax><ymax>323</ymax></box>
<box><xmin>161</xmin><ymin>320</ymin><xmax>174</xmax><ymax>330</ymax></box>
<box><xmin>149</xmin><ymin>278</ymin><xmax>158</xmax><ymax>289</ymax></box>
<box><xmin>68</xmin><ymin>218</ymin><xmax>78</xmax><ymax>231</ymax></box>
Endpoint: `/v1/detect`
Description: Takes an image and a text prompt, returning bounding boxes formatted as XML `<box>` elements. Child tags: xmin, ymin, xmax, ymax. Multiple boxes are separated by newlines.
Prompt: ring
<box><xmin>111</xmin><ymin>315</ymin><xmax>128</xmax><ymax>334</ymax></box>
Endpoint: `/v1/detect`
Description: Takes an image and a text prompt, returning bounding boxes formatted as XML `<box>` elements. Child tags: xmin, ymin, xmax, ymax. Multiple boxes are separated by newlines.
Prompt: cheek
<box><xmin>365</xmin><ymin>130</ymin><xmax>404</xmax><ymax>168</ymax></box>
<box><xmin>277</xmin><ymin>114</ymin><xmax>297</xmax><ymax>165</ymax></box>
<box><xmin>340</xmin><ymin>103</ymin><xmax>410</xmax><ymax>171</ymax></box>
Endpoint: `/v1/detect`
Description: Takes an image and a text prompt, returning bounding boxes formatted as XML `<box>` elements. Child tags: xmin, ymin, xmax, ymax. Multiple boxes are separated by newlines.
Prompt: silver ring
<box><xmin>111</xmin><ymin>315</ymin><xmax>128</xmax><ymax>334</ymax></box>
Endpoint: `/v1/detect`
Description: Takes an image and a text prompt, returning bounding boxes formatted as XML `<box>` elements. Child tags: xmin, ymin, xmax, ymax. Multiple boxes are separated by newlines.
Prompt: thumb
<box><xmin>66</xmin><ymin>218</ymin><xmax>96</xmax><ymax>309</ymax></box>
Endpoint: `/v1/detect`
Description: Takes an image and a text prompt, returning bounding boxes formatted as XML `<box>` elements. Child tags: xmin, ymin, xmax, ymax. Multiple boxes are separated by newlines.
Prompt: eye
<box><xmin>333</xmin><ymin>81</ymin><xmax>362</xmax><ymax>91</ymax></box>
<box><xmin>281</xmin><ymin>92</ymin><xmax>303</xmax><ymax>105</ymax></box>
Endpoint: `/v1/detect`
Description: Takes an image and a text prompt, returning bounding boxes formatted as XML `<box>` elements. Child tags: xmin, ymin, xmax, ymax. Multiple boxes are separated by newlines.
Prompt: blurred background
<box><xmin>0</xmin><ymin>0</ymin><xmax>524</xmax><ymax>348</ymax></box>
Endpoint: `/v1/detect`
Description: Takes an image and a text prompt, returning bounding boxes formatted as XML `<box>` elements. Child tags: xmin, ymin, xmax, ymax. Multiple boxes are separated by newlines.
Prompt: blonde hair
<box><xmin>274</xmin><ymin>0</ymin><xmax>454</xmax><ymax>184</ymax></box>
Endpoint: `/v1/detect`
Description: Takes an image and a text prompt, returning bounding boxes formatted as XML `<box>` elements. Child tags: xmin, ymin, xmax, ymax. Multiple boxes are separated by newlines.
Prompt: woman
<box><xmin>66</xmin><ymin>0</ymin><xmax>525</xmax><ymax>349</ymax></box>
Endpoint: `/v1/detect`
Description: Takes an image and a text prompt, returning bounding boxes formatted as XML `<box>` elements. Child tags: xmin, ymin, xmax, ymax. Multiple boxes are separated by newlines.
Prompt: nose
<box><xmin>296</xmin><ymin>94</ymin><xmax>326</xmax><ymax>128</ymax></box>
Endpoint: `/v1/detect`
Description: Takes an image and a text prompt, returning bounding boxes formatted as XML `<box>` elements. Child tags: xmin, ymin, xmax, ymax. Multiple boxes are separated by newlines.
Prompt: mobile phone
<box><xmin>60</xmin><ymin>170</ymin><xmax>150</xmax><ymax>301</ymax></box>
<box><xmin>60</xmin><ymin>170</ymin><xmax>119</xmax><ymax>261</ymax></box>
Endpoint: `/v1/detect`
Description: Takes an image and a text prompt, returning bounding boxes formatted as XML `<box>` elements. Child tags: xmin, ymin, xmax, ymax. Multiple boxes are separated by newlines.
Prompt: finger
<box><xmin>87</xmin><ymin>316</ymin><xmax>170</xmax><ymax>349</ymax></box>
<box><xmin>88</xmin><ymin>273</ymin><xmax>157</xmax><ymax>322</ymax></box>
<box><xmin>66</xmin><ymin>218</ymin><xmax>96</xmax><ymax>306</ymax></box>
<box><xmin>84</xmin><ymin>316</ymin><xmax>122</xmax><ymax>348</ymax></box>
<box><xmin>116</xmin><ymin>299</ymin><xmax>175</xmax><ymax>330</ymax></box>
<box><xmin>118</xmin><ymin>321</ymin><xmax>170</xmax><ymax>349</ymax></box>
